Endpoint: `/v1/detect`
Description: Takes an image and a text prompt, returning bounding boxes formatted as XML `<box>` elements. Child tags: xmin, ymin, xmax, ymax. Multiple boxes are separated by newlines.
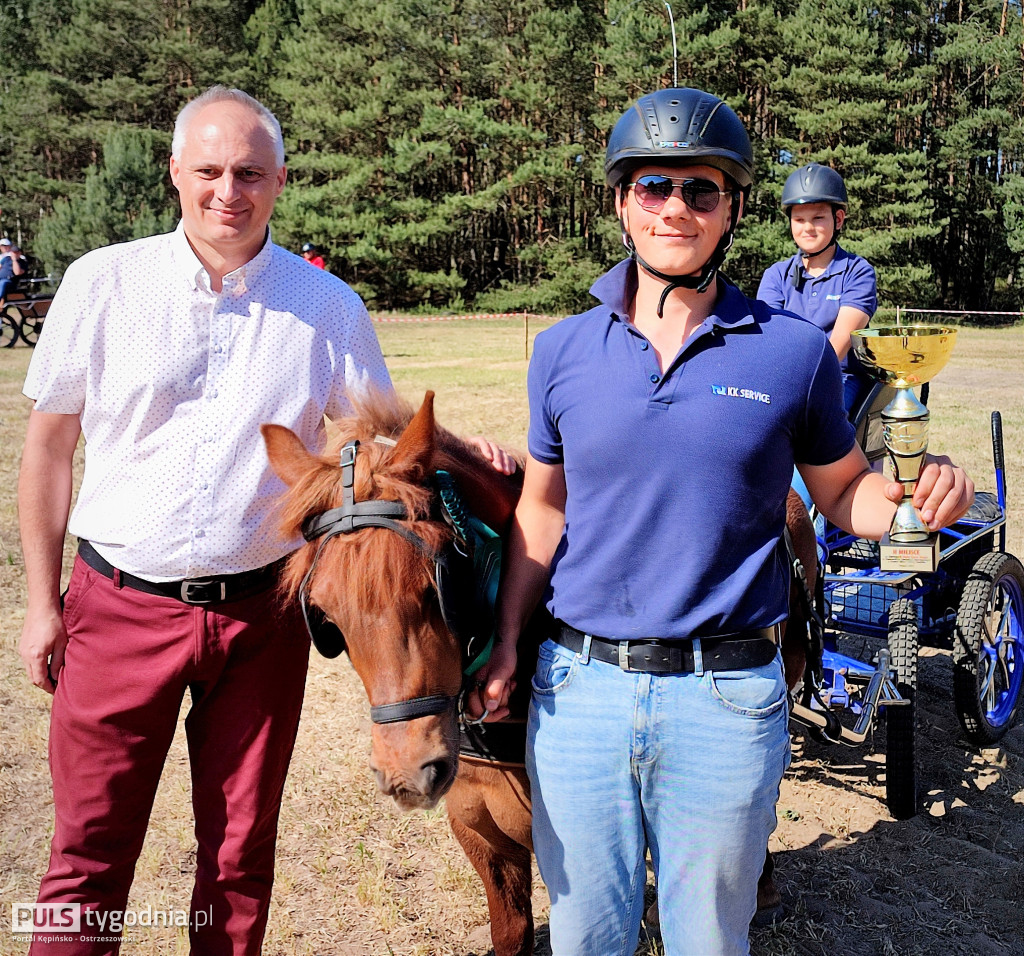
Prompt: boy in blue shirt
<box><xmin>758</xmin><ymin>164</ymin><xmax>877</xmax><ymax>414</ymax></box>
<box><xmin>469</xmin><ymin>89</ymin><xmax>973</xmax><ymax>956</ymax></box>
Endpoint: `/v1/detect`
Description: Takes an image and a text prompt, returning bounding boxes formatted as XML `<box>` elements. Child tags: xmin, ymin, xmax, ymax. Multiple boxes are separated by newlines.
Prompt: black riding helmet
<box><xmin>605</xmin><ymin>88</ymin><xmax>754</xmax><ymax>313</ymax></box>
<box><xmin>782</xmin><ymin>164</ymin><xmax>847</xmax><ymax>261</ymax></box>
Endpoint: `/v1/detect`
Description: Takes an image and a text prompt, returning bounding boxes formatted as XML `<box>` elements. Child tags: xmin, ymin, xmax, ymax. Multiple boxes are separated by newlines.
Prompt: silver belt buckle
<box><xmin>180</xmin><ymin>578</ymin><xmax>228</xmax><ymax>604</ymax></box>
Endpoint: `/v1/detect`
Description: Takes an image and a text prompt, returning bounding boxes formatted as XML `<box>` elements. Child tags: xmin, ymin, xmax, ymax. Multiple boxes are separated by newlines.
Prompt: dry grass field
<box><xmin>1</xmin><ymin>319</ymin><xmax>1022</xmax><ymax>956</ymax></box>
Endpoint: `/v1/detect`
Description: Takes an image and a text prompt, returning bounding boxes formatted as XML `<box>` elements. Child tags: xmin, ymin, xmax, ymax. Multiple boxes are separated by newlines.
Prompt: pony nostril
<box><xmin>422</xmin><ymin>758</ymin><xmax>455</xmax><ymax>794</ymax></box>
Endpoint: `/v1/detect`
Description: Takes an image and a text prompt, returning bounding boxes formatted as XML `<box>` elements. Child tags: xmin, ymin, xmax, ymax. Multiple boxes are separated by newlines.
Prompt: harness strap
<box><xmin>370</xmin><ymin>694</ymin><xmax>456</xmax><ymax>724</ymax></box>
<box><xmin>302</xmin><ymin>501</ymin><xmax>420</xmax><ymax>545</ymax></box>
<box><xmin>783</xmin><ymin>526</ymin><xmax>842</xmax><ymax>739</ymax></box>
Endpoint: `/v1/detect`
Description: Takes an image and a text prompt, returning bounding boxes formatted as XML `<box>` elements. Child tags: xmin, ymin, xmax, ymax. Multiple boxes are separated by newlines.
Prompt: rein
<box><xmin>299</xmin><ymin>438</ymin><xmax>497</xmax><ymax>726</ymax></box>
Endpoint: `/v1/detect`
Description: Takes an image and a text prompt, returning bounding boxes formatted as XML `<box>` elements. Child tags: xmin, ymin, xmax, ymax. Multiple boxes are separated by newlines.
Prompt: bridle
<box><xmin>298</xmin><ymin>438</ymin><xmax>497</xmax><ymax>726</ymax></box>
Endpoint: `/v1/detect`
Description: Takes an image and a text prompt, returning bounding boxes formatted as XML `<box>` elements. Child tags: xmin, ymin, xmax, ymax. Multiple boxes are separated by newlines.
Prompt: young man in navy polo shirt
<box><xmin>467</xmin><ymin>88</ymin><xmax>973</xmax><ymax>956</ymax></box>
<box><xmin>757</xmin><ymin>163</ymin><xmax>876</xmax><ymax>414</ymax></box>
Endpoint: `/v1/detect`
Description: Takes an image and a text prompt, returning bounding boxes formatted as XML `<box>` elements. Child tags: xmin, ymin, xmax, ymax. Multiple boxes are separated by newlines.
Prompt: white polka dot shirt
<box><xmin>24</xmin><ymin>224</ymin><xmax>393</xmax><ymax>580</ymax></box>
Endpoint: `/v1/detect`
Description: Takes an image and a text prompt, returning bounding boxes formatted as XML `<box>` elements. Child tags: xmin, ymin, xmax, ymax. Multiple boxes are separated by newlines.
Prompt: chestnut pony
<box><xmin>263</xmin><ymin>389</ymin><xmax>816</xmax><ymax>955</ymax></box>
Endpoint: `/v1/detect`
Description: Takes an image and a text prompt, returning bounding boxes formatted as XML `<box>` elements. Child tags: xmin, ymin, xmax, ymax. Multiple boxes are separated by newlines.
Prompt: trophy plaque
<box><xmin>850</xmin><ymin>325</ymin><xmax>957</xmax><ymax>572</ymax></box>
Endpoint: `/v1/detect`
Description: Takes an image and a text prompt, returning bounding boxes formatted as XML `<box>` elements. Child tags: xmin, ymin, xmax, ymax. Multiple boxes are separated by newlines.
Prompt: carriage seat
<box><xmin>848</xmin><ymin>381</ymin><xmax>897</xmax><ymax>464</ymax></box>
<box><xmin>957</xmin><ymin>491</ymin><xmax>1003</xmax><ymax>525</ymax></box>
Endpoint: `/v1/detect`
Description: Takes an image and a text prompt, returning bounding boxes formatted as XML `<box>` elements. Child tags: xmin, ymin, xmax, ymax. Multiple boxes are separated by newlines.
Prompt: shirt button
<box><xmin>649</xmin><ymin>373</ymin><xmax>659</xmax><ymax>383</ymax></box>
<box><xmin>199</xmin><ymin>482</ymin><xmax>209</xmax><ymax>491</ymax></box>
<box><xmin>640</xmin><ymin>341</ymin><xmax>649</xmax><ymax>350</ymax></box>
<box><xmin>208</xmin><ymin>388</ymin><xmax>218</xmax><ymax>398</ymax></box>
<box><xmin>196</xmin><ymin>530</ymin><xmax>206</xmax><ymax>538</ymax></box>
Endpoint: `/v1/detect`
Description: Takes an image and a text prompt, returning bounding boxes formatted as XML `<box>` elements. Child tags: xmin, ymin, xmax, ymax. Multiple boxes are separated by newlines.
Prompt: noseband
<box><xmin>298</xmin><ymin>439</ymin><xmax>497</xmax><ymax>726</ymax></box>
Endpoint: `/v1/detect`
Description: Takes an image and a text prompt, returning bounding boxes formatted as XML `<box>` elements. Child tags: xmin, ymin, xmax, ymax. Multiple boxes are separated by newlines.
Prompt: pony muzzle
<box><xmin>368</xmin><ymin>714</ymin><xmax>460</xmax><ymax>809</ymax></box>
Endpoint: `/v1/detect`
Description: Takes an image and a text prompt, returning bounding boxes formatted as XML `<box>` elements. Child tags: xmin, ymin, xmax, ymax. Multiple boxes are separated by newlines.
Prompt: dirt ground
<box><xmin>2</xmin><ymin>329</ymin><xmax>1022</xmax><ymax>956</ymax></box>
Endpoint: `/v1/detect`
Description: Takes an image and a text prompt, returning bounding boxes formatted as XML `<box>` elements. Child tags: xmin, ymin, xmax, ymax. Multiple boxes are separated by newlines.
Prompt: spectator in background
<box><xmin>301</xmin><ymin>241</ymin><xmax>325</xmax><ymax>269</ymax></box>
<box><xmin>0</xmin><ymin>236</ymin><xmax>26</xmax><ymax>303</ymax></box>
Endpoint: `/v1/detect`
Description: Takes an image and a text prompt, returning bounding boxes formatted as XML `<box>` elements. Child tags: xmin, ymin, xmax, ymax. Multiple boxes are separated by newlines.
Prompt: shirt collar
<box><xmin>795</xmin><ymin>243</ymin><xmax>854</xmax><ymax>280</ymax></box>
<box><xmin>590</xmin><ymin>258</ymin><xmax>757</xmax><ymax>332</ymax></box>
<box><xmin>170</xmin><ymin>222</ymin><xmax>275</xmax><ymax>292</ymax></box>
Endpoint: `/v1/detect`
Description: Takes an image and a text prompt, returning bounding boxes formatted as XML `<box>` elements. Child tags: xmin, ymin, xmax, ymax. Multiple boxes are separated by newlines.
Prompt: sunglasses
<box><xmin>627</xmin><ymin>175</ymin><xmax>732</xmax><ymax>214</ymax></box>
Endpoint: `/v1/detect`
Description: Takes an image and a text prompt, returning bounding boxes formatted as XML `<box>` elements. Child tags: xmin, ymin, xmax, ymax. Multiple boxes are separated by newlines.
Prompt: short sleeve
<box><xmin>526</xmin><ymin>332</ymin><xmax>563</xmax><ymax>464</ymax></box>
<box><xmin>792</xmin><ymin>340</ymin><xmax>857</xmax><ymax>466</ymax></box>
<box><xmin>757</xmin><ymin>260</ymin><xmax>789</xmax><ymax>309</ymax></box>
<box><xmin>323</xmin><ymin>293</ymin><xmax>393</xmax><ymax>420</ymax></box>
<box><xmin>840</xmin><ymin>257</ymin><xmax>877</xmax><ymax>318</ymax></box>
<box><xmin>22</xmin><ymin>254</ymin><xmax>96</xmax><ymax>412</ymax></box>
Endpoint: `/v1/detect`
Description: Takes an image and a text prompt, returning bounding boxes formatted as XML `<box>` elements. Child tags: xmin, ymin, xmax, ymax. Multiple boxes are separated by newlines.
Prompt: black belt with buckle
<box><xmin>554</xmin><ymin>622</ymin><xmax>779</xmax><ymax>673</ymax></box>
<box><xmin>78</xmin><ymin>539</ymin><xmax>284</xmax><ymax>606</ymax></box>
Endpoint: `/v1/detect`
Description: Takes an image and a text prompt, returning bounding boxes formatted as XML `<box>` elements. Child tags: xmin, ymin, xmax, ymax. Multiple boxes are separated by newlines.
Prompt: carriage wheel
<box><xmin>0</xmin><ymin>309</ymin><xmax>19</xmax><ymax>348</ymax></box>
<box><xmin>885</xmin><ymin>598</ymin><xmax>918</xmax><ymax>820</ymax></box>
<box><xmin>952</xmin><ymin>552</ymin><xmax>1024</xmax><ymax>744</ymax></box>
<box><xmin>19</xmin><ymin>313</ymin><xmax>44</xmax><ymax>346</ymax></box>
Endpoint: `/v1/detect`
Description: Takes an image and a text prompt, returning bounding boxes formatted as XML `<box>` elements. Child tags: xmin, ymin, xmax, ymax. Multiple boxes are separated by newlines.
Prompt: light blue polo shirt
<box><xmin>757</xmin><ymin>244</ymin><xmax>877</xmax><ymax>375</ymax></box>
<box><xmin>528</xmin><ymin>258</ymin><xmax>855</xmax><ymax>640</ymax></box>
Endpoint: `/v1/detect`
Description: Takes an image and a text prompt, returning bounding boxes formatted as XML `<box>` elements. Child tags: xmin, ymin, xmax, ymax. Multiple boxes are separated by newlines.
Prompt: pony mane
<box><xmin>274</xmin><ymin>388</ymin><xmax>524</xmax><ymax>614</ymax></box>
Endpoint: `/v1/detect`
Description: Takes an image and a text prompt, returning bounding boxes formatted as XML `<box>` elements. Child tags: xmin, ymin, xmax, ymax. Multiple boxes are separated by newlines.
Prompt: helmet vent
<box><xmin>669</xmin><ymin>115</ymin><xmax>678</xmax><ymax>123</ymax></box>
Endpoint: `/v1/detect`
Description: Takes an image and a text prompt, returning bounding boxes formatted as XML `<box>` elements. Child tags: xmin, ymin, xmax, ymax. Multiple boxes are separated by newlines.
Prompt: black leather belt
<box><xmin>78</xmin><ymin>539</ymin><xmax>283</xmax><ymax>606</ymax></box>
<box><xmin>554</xmin><ymin>623</ymin><xmax>779</xmax><ymax>673</ymax></box>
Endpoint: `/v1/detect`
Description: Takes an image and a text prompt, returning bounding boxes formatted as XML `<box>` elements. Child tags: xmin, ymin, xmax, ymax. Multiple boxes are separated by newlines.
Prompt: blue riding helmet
<box><xmin>782</xmin><ymin>164</ymin><xmax>848</xmax><ymax>210</ymax></box>
<box><xmin>782</xmin><ymin>164</ymin><xmax>848</xmax><ymax>263</ymax></box>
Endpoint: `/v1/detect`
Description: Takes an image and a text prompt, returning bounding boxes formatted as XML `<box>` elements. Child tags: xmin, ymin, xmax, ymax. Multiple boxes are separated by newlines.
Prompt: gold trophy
<box><xmin>850</xmin><ymin>325</ymin><xmax>957</xmax><ymax>572</ymax></box>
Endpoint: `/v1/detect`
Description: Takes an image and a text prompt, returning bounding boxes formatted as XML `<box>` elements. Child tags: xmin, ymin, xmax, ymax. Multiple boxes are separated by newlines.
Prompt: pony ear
<box><xmin>261</xmin><ymin>423</ymin><xmax>318</xmax><ymax>487</ymax></box>
<box><xmin>390</xmin><ymin>391</ymin><xmax>436</xmax><ymax>479</ymax></box>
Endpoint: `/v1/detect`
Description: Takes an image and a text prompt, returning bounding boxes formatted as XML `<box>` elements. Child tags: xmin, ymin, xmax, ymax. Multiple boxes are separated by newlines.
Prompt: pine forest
<box><xmin>0</xmin><ymin>0</ymin><xmax>1022</xmax><ymax>316</ymax></box>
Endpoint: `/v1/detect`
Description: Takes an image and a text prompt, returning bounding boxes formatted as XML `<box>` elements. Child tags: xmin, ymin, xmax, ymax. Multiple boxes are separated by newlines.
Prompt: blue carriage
<box><xmin>788</xmin><ymin>383</ymin><xmax>1023</xmax><ymax>820</ymax></box>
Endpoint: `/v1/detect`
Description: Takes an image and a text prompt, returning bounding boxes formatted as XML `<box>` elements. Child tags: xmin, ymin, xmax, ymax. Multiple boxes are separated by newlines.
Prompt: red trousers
<box><xmin>31</xmin><ymin>556</ymin><xmax>310</xmax><ymax>956</ymax></box>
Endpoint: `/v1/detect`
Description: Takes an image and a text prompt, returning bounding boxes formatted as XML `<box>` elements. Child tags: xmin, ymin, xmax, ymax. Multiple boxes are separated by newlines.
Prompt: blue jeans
<box><xmin>526</xmin><ymin>637</ymin><xmax>791</xmax><ymax>956</ymax></box>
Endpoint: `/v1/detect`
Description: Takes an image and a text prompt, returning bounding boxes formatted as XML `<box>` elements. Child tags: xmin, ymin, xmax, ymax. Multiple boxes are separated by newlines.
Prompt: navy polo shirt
<box><xmin>757</xmin><ymin>245</ymin><xmax>877</xmax><ymax>375</ymax></box>
<box><xmin>528</xmin><ymin>258</ymin><xmax>855</xmax><ymax>639</ymax></box>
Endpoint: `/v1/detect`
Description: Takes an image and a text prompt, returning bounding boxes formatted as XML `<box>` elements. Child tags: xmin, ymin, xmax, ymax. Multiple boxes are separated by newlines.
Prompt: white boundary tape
<box><xmin>371</xmin><ymin>312</ymin><xmax>558</xmax><ymax>323</ymax></box>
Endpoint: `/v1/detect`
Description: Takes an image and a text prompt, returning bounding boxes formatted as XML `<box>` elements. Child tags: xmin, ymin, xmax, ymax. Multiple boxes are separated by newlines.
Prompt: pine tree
<box><xmin>759</xmin><ymin>0</ymin><xmax>940</xmax><ymax>305</ymax></box>
<box><xmin>921</xmin><ymin>0</ymin><xmax>1024</xmax><ymax>311</ymax></box>
<box><xmin>34</xmin><ymin>127</ymin><xmax>176</xmax><ymax>275</ymax></box>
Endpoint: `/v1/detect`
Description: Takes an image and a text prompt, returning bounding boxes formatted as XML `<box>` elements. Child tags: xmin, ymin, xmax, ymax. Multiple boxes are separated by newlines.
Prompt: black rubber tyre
<box><xmin>953</xmin><ymin>551</ymin><xmax>1024</xmax><ymax>744</ymax></box>
<box><xmin>19</xmin><ymin>313</ymin><xmax>43</xmax><ymax>346</ymax></box>
<box><xmin>0</xmin><ymin>308</ymin><xmax>19</xmax><ymax>348</ymax></box>
<box><xmin>885</xmin><ymin>598</ymin><xmax>918</xmax><ymax>820</ymax></box>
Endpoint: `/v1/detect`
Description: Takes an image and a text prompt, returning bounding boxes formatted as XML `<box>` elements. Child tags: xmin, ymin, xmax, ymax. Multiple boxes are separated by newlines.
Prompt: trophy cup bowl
<box><xmin>850</xmin><ymin>325</ymin><xmax>957</xmax><ymax>572</ymax></box>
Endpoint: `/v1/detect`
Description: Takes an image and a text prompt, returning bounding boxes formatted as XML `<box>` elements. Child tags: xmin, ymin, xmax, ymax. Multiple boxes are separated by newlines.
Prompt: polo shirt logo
<box><xmin>826</xmin><ymin>294</ymin><xmax>841</xmax><ymax>301</ymax></box>
<box><xmin>711</xmin><ymin>384</ymin><xmax>772</xmax><ymax>404</ymax></box>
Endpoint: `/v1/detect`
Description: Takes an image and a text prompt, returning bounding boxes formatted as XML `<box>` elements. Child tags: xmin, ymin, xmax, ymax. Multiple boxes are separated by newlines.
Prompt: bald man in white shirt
<box><xmin>18</xmin><ymin>87</ymin><xmax>389</xmax><ymax>956</ymax></box>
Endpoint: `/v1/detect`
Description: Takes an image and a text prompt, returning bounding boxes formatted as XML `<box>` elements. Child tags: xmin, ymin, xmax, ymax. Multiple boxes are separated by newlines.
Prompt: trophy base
<box><xmin>879</xmin><ymin>532</ymin><xmax>941</xmax><ymax>573</ymax></box>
